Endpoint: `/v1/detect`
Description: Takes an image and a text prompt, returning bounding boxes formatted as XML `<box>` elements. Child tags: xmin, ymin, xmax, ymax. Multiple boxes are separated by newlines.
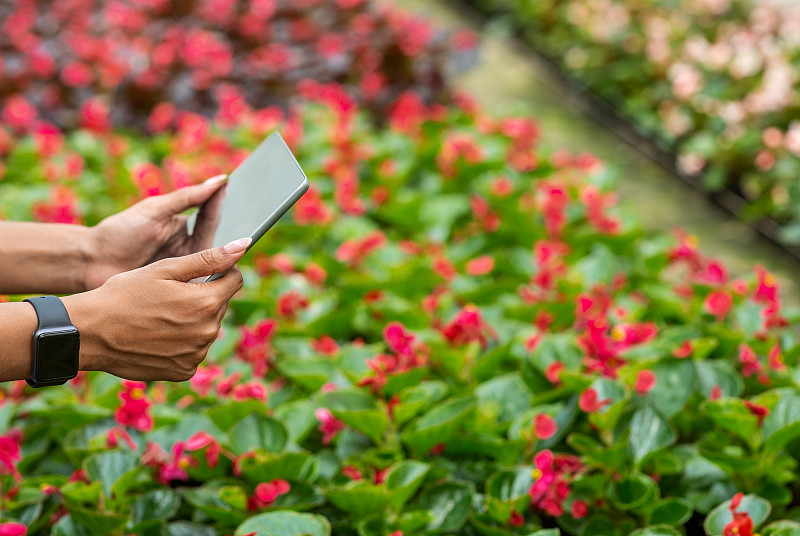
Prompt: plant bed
<box><xmin>1</xmin><ymin>86</ymin><xmax>800</xmax><ymax>535</ymax></box>
<box><xmin>0</xmin><ymin>0</ymin><xmax>477</xmax><ymax>131</ymax></box>
<box><xmin>461</xmin><ymin>0</ymin><xmax>800</xmax><ymax>255</ymax></box>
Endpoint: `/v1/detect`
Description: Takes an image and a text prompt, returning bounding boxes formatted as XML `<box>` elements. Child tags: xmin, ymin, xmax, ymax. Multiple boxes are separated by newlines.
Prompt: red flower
<box><xmin>32</xmin><ymin>186</ymin><xmax>81</xmax><ymax>224</ymax></box>
<box><xmin>441</xmin><ymin>305</ymin><xmax>498</xmax><ymax>349</ymax></box>
<box><xmin>106</xmin><ymin>427</ymin><xmax>137</xmax><ymax>450</ymax></box>
<box><xmin>634</xmin><ymin>370</ymin><xmax>657</xmax><ymax>395</ymax></box>
<box><xmin>315</xmin><ymin>408</ymin><xmax>345</xmax><ymax>445</ymax></box>
<box><xmin>470</xmin><ymin>195</ymin><xmax>500</xmax><ymax>232</ymax></box>
<box><xmin>237</xmin><ymin>318</ymin><xmax>278</xmax><ymax>376</ymax></box>
<box><xmin>2</xmin><ymin>96</ymin><xmax>37</xmax><ymax>132</ymax></box>
<box><xmin>508</xmin><ymin>510</ymin><xmax>524</xmax><ymax>526</ymax></box>
<box><xmin>578</xmin><ymin>388</ymin><xmax>611</xmax><ymax>413</ymax></box>
<box><xmin>158</xmin><ymin>442</ymin><xmax>194</xmax><ymax>484</ymax></box>
<box><xmin>78</xmin><ymin>98</ymin><xmax>111</xmax><ymax>134</ymax></box>
<box><xmin>743</xmin><ymin>401</ymin><xmax>770</xmax><ymax>426</ymax></box>
<box><xmin>248</xmin><ymin>479</ymin><xmax>290</xmax><ymax>511</ymax></box>
<box><xmin>545</xmin><ymin>361</ymin><xmax>565</xmax><ymax>385</ymax></box>
<box><xmin>710</xmin><ymin>385</ymin><xmax>722</xmax><ymax>401</ymax></box>
<box><xmin>232</xmin><ymin>382</ymin><xmax>268</xmax><ymax>402</ymax></box>
<box><xmin>753</xmin><ymin>265</ymin><xmax>778</xmax><ymax>304</ymax></box>
<box><xmin>533</xmin><ymin>413</ymin><xmax>558</xmax><ymax>440</ymax></box>
<box><xmin>276</xmin><ymin>290</ymin><xmax>309</xmax><ymax>319</ymax></box>
<box><xmin>537</xmin><ymin>181</ymin><xmax>569</xmax><ymax>239</ymax></box>
<box><xmin>311</xmin><ymin>335</ymin><xmax>339</xmax><ymax>356</ymax></box>
<box><xmin>704</xmin><ymin>290</ymin><xmax>733</xmax><ymax>320</ymax></box>
<box><xmin>190</xmin><ymin>364</ymin><xmax>224</xmax><ymax>398</ymax></box>
<box><xmin>430</xmin><ymin>443</ymin><xmax>446</xmax><ymax>455</ymax></box>
<box><xmin>738</xmin><ymin>344</ymin><xmax>768</xmax><ymax>384</ymax></box>
<box><xmin>580</xmin><ymin>185</ymin><xmax>620</xmax><ymax>234</ymax></box>
<box><xmin>466</xmin><ymin>255</ymin><xmax>495</xmax><ymax>276</ymax></box>
<box><xmin>672</xmin><ymin>341</ymin><xmax>693</xmax><ymax>358</ymax></box>
<box><xmin>304</xmin><ymin>262</ymin><xmax>328</xmax><ymax>285</ymax></box>
<box><xmin>571</xmin><ymin>499</ymin><xmax>589</xmax><ymax>519</ymax></box>
<box><xmin>723</xmin><ymin>493</ymin><xmax>754</xmax><ymax>536</ymax></box>
<box><xmin>342</xmin><ymin>466</ymin><xmax>362</xmax><ymax>480</ymax></box>
<box><xmin>768</xmin><ymin>344</ymin><xmax>785</xmax><ymax>371</ymax></box>
<box><xmin>335</xmin><ymin>231</ymin><xmax>387</xmax><ymax>268</ymax></box>
<box><xmin>529</xmin><ymin>450</ymin><xmax>582</xmax><ymax>517</ymax></box>
<box><xmin>114</xmin><ymin>380</ymin><xmax>153</xmax><ymax>431</ymax></box>
<box><xmin>294</xmin><ymin>187</ymin><xmax>333</xmax><ymax>225</ymax></box>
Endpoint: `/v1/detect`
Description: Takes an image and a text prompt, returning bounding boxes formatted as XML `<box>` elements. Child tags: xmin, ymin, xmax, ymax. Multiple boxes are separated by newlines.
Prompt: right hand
<box><xmin>63</xmin><ymin>238</ymin><xmax>250</xmax><ymax>382</ymax></box>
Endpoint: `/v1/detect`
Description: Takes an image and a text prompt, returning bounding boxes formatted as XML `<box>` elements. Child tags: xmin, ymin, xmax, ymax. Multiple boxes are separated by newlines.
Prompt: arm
<box><xmin>0</xmin><ymin>240</ymin><xmax>247</xmax><ymax>383</ymax></box>
<box><xmin>0</xmin><ymin>223</ymin><xmax>92</xmax><ymax>295</ymax></box>
<box><xmin>0</xmin><ymin>175</ymin><xmax>226</xmax><ymax>295</ymax></box>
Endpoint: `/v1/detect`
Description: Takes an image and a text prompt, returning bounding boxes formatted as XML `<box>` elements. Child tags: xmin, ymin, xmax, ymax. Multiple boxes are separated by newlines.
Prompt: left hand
<box><xmin>83</xmin><ymin>174</ymin><xmax>228</xmax><ymax>290</ymax></box>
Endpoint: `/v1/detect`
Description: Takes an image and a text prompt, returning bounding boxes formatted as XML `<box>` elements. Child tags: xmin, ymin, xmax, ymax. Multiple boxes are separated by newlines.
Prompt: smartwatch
<box><xmin>24</xmin><ymin>296</ymin><xmax>80</xmax><ymax>388</ymax></box>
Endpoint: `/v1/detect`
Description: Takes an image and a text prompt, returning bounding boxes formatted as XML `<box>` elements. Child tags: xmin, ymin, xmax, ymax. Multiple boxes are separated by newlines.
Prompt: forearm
<box><xmin>0</xmin><ymin>297</ymin><xmax>102</xmax><ymax>383</ymax></box>
<box><xmin>0</xmin><ymin>222</ymin><xmax>92</xmax><ymax>294</ymax></box>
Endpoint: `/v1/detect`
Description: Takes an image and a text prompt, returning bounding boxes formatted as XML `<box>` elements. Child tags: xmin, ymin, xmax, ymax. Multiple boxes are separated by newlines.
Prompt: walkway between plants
<box><xmin>402</xmin><ymin>0</ymin><xmax>800</xmax><ymax>308</ymax></box>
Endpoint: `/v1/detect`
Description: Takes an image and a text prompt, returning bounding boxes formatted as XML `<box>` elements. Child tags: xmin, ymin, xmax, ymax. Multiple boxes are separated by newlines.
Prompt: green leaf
<box><xmin>228</xmin><ymin>414</ymin><xmax>288</xmax><ymax>455</ymax></box>
<box><xmin>695</xmin><ymin>360</ymin><xmax>744</xmax><ymax>399</ymax></box>
<box><xmin>277</xmin><ymin>358</ymin><xmax>336</xmax><ymax>392</ymax></box>
<box><xmin>608</xmin><ymin>473</ymin><xmax>659</xmax><ymax>511</ymax></box>
<box><xmin>627</xmin><ymin>404</ymin><xmax>676</xmax><ymax>465</ymax></box>
<box><xmin>762</xmin><ymin>520</ymin><xmax>800</xmax><ymax>536</ymax></box>
<box><xmin>207</xmin><ymin>400</ymin><xmax>269</xmax><ymax>431</ymax></box>
<box><xmin>646</xmin><ymin>497</ymin><xmax>693</xmax><ymax>526</ymax></box>
<box><xmin>485</xmin><ymin>467</ymin><xmax>533</xmax><ymax>502</ymax></box>
<box><xmin>83</xmin><ymin>450</ymin><xmax>138</xmax><ymax>498</ymax></box>
<box><xmin>52</xmin><ymin>515</ymin><xmax>90</xmax><ymax>536</ymax></box>
<box><xmin>273</xmin><ymin>399</ymin><xmax>317</xmax><ymax>443</ymax></box>
<box><xmin>704</xmin><ymin>494</ymin><xmax>771</xmax><ymax>535</ymax></box>
<box><xmin>648</xmin><ymin>359</ymin><xmax>696</xmax><ymax>417</ymax></box>
<box><xmin>181</xmin><ymin>486</ymin><xmax>247</xmax><ymax>526</ymax></box>
<box><xmin>235</xmin><ymin>511</ymin><xmax>331</xmax><ymax>536</ymax></box>
<box><xmin>385</xmin><ymin>460</ymin><xmax>430</xmax><ymax>510</ymax></box>
<box><xmin>629</xmin><ymin>526</ymin><xmax>682</xmax><ymax>536</ymax></box>
<box><xmin>238</xmin><ymin>452</ymin><xmax>318</xmax><ymax>483</ymax></box>
<box><xmin>393</xmin><ymin>381</ymin><xmax>449</xmax><ymax>425</ymax></box>
<box><xmin>475</xmin><ymin>373</ymin><xmax>533</xmax><ymax>424</ymax></box>
<box><xmin>325</xmin><ymin>481</ymin><xmax>393</xmax><ymax>519</ymax></box>
<box><xmin>318</xmin><ymin>389</ymin><xmax>389</xmax><ymax>444</ymax></box>
<box><xmin>702</xmin><ymin>399</ymin><xmax>759</xmax><ymax>446</ymax></box>
<box><xmin>132</xmin><ymin>489</ymin><xmax>180</xmax><ymax>525</ymax></box>
<box><xmin>417</xmin><ymin>482</ymin><xmax>473</xmax><ymax>532</ymax></box>
<box><xmin>62</xmin><ymin>503</ymin><xmax>127</xmax><ymax>535</ymax></box>
<box><xmin>763</xmin><ymin>391</ymin><xmax>800</xmax><ymax>454</ymax></box>
<box><xmin>402</xmin><ymin>396</ymin><xmax>476</xmax><ymax>454</ymax></box>
<box><xmin>166</xmin><ymin>522</ymin><xmax>216</xmax><ymax>536</ymax></box>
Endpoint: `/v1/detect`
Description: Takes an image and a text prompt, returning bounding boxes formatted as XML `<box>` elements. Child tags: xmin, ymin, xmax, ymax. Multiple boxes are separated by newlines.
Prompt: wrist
<box><xmin>80</xmin><ymin>227</ymin><xmax>101</xmax><ymax>292</ymax></box>
<box><xmin>61</xmin><ymin>292</ymin><xmax>106</xmax><ymax>373</ymax></box>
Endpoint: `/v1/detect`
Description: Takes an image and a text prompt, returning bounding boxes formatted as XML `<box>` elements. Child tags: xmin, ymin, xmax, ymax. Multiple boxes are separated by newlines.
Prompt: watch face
<box><xmin>35</xmin><ymin>329</ymin><xmax>79</xmax><ymax>381</ymax></box>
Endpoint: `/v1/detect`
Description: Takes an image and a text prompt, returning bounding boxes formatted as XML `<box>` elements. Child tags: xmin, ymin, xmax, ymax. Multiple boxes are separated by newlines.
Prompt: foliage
<box><xmin>2</xmin><ymin>85</ymin><xmax>800</xmax><ymax>535</ymax></box>
<box><xmin>467</xmin><ymin>0</ymin><xmax>800</xmax><ymax>242</ymax></box>
<box><xmin>0</xmin><ymin>0</ymin><xmax>476</xmax><ymax>131</ymax></box>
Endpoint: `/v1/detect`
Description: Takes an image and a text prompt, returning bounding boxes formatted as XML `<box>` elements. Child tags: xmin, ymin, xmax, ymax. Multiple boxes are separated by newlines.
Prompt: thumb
<box><xmin>153</xmin><ymin>237</ymin><xmax>252</xmax><ymax>282</ymax></box>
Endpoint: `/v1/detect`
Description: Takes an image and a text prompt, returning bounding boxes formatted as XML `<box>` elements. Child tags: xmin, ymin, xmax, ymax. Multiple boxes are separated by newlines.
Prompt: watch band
<box><xmin>24</xmin><ymin>295</ymin><xmax>79</xmax><ymax>388</ymax></box>
<box><xmin>24</xmin><ymin>295</ymin><xmax>73</xmax><ymax>329</ymax></box>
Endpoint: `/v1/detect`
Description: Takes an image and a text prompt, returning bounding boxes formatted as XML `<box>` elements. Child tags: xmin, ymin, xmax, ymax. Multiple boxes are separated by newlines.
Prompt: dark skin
<box><xmin>0</xmin><ymin>175</ymin><xmax>250</xmax><ymax>383</ymax></box>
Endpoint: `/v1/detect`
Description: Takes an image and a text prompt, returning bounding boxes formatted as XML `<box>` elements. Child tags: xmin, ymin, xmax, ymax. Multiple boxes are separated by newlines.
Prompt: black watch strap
<box><xmin>24</xmin><ymin>296</ymin><xmax>79</xmax><ymax>388</ymax></box>
<box><xmin>24</xmin><ymin>295</ymin><xmax>73</xmax><ymax>329</ymax></box>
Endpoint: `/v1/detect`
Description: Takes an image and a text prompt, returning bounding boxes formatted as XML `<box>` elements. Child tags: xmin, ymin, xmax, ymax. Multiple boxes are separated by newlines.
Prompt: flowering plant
<box><xmin>468</xmin><ymin>0</ymin><xmax>800</xmax><ymax>244</ymax></box>
<box><xmin>2</xmin><ymin>87</ymin><xmax>800</xmax><ymax>535</ymax></box>
<box><xmin>0</xmin><ymin>0</ymin><xmax>475</xmax><ymax>131</ymax></box>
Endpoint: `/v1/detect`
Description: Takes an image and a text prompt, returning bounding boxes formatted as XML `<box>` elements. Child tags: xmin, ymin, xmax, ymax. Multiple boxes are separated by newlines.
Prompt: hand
<box><xmin>83</xmin><ymin>175</ymin><xmax>228</xmax><ymax>290</ymax></box>
<box><xmin>63</xmin><ymin>238</ymin><xmax>249</xmax><ymax>382</ymax></box>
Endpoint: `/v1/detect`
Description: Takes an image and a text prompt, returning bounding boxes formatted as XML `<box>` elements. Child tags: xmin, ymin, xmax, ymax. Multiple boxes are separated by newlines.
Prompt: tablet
<box><xmin>193</xmin><ymin>132</ymin><xmax>309</xmax><ymax>282</ymax></box>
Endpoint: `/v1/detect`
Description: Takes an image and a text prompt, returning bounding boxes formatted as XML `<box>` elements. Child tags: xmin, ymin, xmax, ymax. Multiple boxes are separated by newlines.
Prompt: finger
<box><xmin>209</xmin><ymin>264</ymin><xmax>244</xmax><ymax>302</ymax></box>
<box><xmin>153</xmin><ymin>174</ymin><xmax>228</xmax><ymax>215</ymax></box>
<box><xmin>191</xmin><ymin>182</ymin><xmax>226</xmax><ymax>250</ymax></box>
<box><xmin>151</xmin><ymin>237</ymin><xmax>251</xmax><ymax>282</ymax></box>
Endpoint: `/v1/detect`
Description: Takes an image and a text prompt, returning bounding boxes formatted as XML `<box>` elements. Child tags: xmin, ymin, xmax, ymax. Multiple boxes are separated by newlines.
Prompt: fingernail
<box><xmin>204</xmin><ymin>174</ymin><xmax>228</xmax><ymax>185</ymax></box>
<box><xmin>224</xmin><ymin>237</ymin><xmax>252</xmax><ymax>254</ymax></box>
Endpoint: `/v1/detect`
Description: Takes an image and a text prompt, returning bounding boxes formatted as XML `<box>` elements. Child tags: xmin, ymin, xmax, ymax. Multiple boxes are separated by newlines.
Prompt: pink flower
<box><xmin>634</xmin><ymin>370</ymin><xmax>657</xmax><ymax>395</ymax></box>
<box><xmin>0</xmin><ymin>522</ymin><xmax>27</xmax><ymax>536</ymax></box>
<box><xmin>342</xmin><ymin>466</ymin><xmax>362</xmax><ymax>480</ymax></box>
<box><xmin>743</xmin><ymin>401</ymin><xmax>770</xmax><ymax>427</ymax></box>
<box><xmin>672</xmin><ymin>341</ymin><xmax>693</xmax><ymax>358</ymax></box>
<box><xmin>237</xmin><ymin>319</ymin><xmax>278</xmax><ymax>376</ymax></box>
<box><xmin>335</xmin><ymin>231</ymin><xmax>387</xmax><ymax>268</ymax></box>
<box><xmin>294</xmin><ymin>187</ymin><xmax>333</xmax><ymax>225</ymax></box>
<box><xmin>185</xmin><ymin>431</ymin><xmax>223</xmax><ymax>468</ymax></box>
<box><xmin>315</xmin><ymin>408</ymin><xmax>345</xmax><ymax>445</ymax></box>
<box><xmin>2</xmin><ymin>96</ymin><xmax>37</xmax><ymax>131</ymax></box>
<box><xmin>545</xmin><ymin>361</ymin><xmax>565</xmax><ymax>385</ymax></box>
<box><xmin>508</xmin><ymin>510</ymin><xmax>524</xmax><ymax>526</ymax></box>
<box><xmin>79</xmin><ymin>98</ymin><xmax>111</xmax><ymax>134</ymax></box>
<box><xmin>704</xmin><ymin>290</ymin><xmax>732</xmax><ymax>320</ymax></box>
<box><xmin>32</xmin><ymin>187</ymin><xmax>81</xmax><ymax>224</ymax></box>
<box><xmin>466</xmin><ymin>256</ymin><xmax>495</xmax><ymax>276</ymax></box>
<box><xmin>114</xmin><ymin>380</ymin><xmax>153</xmax><ymax>432</ymax></box>
<box><xmin>533</xmin><ymin>413</ymin><xmax>558</xmax><ymax>440</ymax></box>
<box><xmin>276</xmin><ymin>290</ymin><xmax>309</xmax><ymax>319</ymax></box>
<box><xmin>738</xmin><ymin>344</ymin><xmax>767</xmax><ymax>384</ymax></box>
<box><xmin>441</xmin><ymin>305</ymin><xmax>498</xmax><ymax>349</ymax></box>
<box><xmin>158</xmin><ymin>442</ymin><xmax>194</xmax><ymax>484</ymax></box>
<box><xmin>232</xmin><ymin>382</ymin><xmax>268</xmax><ymax>402</ymax></box>
<box><xmin>578</xmin><ymin>388</ymin><xmax>611</xmax><ymax>413</ymax></box>
<box><xmin>311</xmin><ymin>335</ymin><xmax>339</xmax><ymax>355</ymax></box>
<box><xmin>190</xmin><ymin>364</ymin><xmax>224</xmax><ymax>398</ymax></box>
<box><xmin>106</xmin><ymin>427</ymin><xmax>137</xmax><ymax>450</ymax></box>
<box><xmin>0</xmin><ymin>430</ymin><xmax>23</xmax><ymax>482</ymax></box>
<box><xmin>529</xmin><ymin>450</ymin><xmax>582</xmax><ymax>518</ymax></box>
<box><xmin>248</xmin><ymin>479</ymin><xmax>290</xmax><ymax>511</ymax></box>
<box><xmin>768</xmin><ymin>344</ymin><xmax>785</xmax><ymax>371</ymax></box>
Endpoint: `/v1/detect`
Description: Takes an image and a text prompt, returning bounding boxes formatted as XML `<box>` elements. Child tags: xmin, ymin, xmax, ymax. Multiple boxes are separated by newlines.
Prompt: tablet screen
<box><xmin>207</xmin><ymin>132</ymin><xmax>308</xmax><ymax>249</ymax></box>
